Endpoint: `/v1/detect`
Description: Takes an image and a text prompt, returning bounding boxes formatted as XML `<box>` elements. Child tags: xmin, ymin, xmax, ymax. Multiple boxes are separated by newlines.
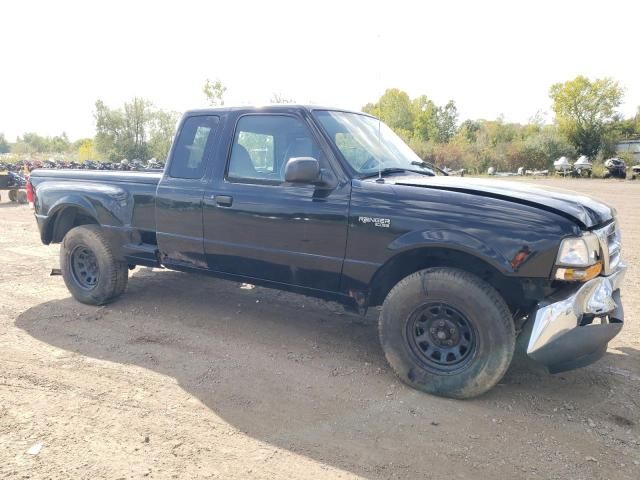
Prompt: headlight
<box><xmin>556</xmin><ymin>234</ymin><xmax>599</xmax><ymax>267</ymax></box>
<box><xmin>555</xmin><ymin>233</ymin><xmax>601</xmax><ymax>281</ymax></box>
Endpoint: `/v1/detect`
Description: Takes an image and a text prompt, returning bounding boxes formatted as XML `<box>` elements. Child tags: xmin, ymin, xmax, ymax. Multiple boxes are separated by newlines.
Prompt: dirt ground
<box><xmin>0</xmin><ymin>178</ymin><xmax>639</xmax><ymax>480</ymax></box>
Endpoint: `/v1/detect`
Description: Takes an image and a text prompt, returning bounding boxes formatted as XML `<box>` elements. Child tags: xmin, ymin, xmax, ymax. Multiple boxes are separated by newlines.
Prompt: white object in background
<box><xmin>27</xmin><ymin>443</ymin><xmax>43</xmax><ymax>455</ymax></box>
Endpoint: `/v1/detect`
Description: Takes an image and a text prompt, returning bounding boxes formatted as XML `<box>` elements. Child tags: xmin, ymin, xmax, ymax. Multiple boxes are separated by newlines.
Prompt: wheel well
<box><xmin>46</xmin><ymin>207</ymin><xmax>99</xmax><ymax>244</ymax></box>
<box><xmin>367</xmin><ymin>247</ymin><xmax>526</xmax><ymax>311</ymax></box>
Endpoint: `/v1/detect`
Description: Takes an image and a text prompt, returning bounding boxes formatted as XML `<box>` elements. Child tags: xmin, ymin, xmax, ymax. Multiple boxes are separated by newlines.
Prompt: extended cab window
<box><xmin>227</xmin><ymin>115</ymin><xmax>322</xmax><ymax>183</ymax></box>
<box><xmin>169</xmin><ymin>115</ymin><xmax>219</xmax><ymax>179</ymax></box>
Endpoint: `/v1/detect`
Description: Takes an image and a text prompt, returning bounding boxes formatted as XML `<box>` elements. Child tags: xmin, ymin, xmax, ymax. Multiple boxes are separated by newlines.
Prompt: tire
<box><xmin>60</xmin><ymin>225</ymin><xmax>128</xmax><ymax>305</ymax></box>
<box><xmin>8</xmin><ymin>190</ymin><xmax>17</xmax><ymax>202</ymax></box>
<box><xmin>379</xmin><ymin>267</ymin><xmax>515</xmax><ymax>399</ymax></box>
<box><xmin>16</xmin><ymin>190</ymin><xmax>27</xmax><ymax>204</ymax></box>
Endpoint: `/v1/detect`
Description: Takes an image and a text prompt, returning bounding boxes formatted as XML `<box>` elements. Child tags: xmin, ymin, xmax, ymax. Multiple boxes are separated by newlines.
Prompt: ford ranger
<box><xmin>29</xmin><ymin>105</ymin><xmax>626</xmax><ymax>398</ymax></box>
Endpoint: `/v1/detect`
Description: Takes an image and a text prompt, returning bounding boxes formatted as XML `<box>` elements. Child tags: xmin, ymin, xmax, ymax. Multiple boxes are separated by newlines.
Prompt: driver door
<box><xmin>202</xmin><ymin>113</ymin><xmax>351</xmax><ymax>292</ymax></box>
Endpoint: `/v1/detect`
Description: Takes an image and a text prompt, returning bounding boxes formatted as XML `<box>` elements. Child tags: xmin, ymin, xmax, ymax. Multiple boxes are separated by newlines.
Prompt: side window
<box><xmin>227</xmin><ymin>115</ymin><xmax>322</xmax><ymax>183</ymax></box>
<box><xmin>169</xmin><ymin>115</ymin><xmax>219</xmax><ymax>179</ymax></box>
<box><xmin>238</xmin><ymin>131</ymin><xmax>274</xmax><ymax>173</ymax></box>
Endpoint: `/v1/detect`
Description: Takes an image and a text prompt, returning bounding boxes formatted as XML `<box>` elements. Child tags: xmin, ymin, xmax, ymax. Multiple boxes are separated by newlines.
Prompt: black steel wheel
<box><xmin>406</xmin><ymin>302</ymin><xmax>476</xmax><ymax>373</ymax></box>
<box><xmin>379</xmin><ymin>267</ymin><xmax>515</xmax><ymax>399</ymax></box>
<box><xmin>70</xmin><ymin>245</ymin><xmax>99</xmax><ymax>289</ymax></box>
<box><xmin>60</xmin><ymin>225</ymin><xmax>128</xmax><ymax>305</ymax></box>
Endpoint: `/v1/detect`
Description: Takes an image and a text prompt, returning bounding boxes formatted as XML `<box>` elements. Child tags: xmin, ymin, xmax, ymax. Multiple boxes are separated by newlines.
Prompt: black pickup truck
<box><xmin>30</xmin><ymin>105</ymin><xmax>626</xmax><ymax>398</ymax></box>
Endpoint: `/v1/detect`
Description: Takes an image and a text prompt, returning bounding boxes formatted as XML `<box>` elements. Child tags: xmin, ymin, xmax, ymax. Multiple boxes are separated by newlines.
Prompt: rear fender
<box><xmin>38</xmin><ymin>181</ymin><xmax>129</xmax><ymax>227</ymax></box>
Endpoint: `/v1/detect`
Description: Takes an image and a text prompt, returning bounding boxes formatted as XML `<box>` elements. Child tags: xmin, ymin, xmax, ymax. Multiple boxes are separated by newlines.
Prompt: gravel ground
<box><xmin>0</xmin><ymin>178</ymin><xmax>639</xmax><ymax>479</ymax></box>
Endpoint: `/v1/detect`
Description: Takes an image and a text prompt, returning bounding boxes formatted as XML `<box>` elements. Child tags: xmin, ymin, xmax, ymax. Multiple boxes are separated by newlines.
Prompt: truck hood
<box><xmin>383</xmin><ymin>175</ymin><xmax>614</xmax><ymax>229</ymax></box>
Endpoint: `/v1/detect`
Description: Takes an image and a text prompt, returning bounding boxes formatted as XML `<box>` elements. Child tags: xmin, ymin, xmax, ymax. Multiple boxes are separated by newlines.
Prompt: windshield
<box><xmin>313</xmin><ymin>110</ymin><xmax>443</xmax><ymax>177</ymax></box>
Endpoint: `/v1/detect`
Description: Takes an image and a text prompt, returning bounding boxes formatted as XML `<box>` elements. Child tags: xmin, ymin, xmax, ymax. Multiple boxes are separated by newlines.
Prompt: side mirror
<box><xmin>284</xmin><ymin>157</ymin><xmax>320</xmax><ymax>183</ymax></box>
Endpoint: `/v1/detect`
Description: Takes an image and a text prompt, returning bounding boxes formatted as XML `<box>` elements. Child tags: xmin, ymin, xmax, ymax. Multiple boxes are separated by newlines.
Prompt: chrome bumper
<box><xmin>525</xmin><ymin>264</ymin><xmax>626</xmax><ymax>373</ymax></box>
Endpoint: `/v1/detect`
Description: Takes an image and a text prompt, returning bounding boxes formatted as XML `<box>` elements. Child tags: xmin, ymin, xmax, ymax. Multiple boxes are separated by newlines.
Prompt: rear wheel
<box><xmin>16</xmin><ymin>190</ymin><xmax>27</xmax><ymax>204</ymax></box>
<box><xmin>8</xmin><ymin>190</ymin><xmax>17</xmax><ymax>202</ymax></box>
<box><xmin>379</xmin><ymin>267</ymin><xmax>515</xmax><ymax>399</ymax></box>
<box><xmin>60</xmin><ymin>225</ymin><xmax>128</xmax><ymax>305</ymax></box>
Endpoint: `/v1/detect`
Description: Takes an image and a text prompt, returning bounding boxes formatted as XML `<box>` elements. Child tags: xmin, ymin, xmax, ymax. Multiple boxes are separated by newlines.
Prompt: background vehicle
<box><xmin>28</xmin><ymin>105</ymin><xmax>626</xmax><ymax>399</ymax></box>
<box><xmin>604</xmin><ymin>157</ymin><xmax>627</xmax><ymax>178</ymax></box>
<box><xmin>553</xmin><ymin>156</ymin><xmax>572</xmax><ymax>176</ymax></box>
<box><xmin>0</xmin><ymin>170</ymin><xmax>28</xmax><ymax>203</ymax></box>
<box><xmin>573</xmin><ymin>155</ymin><xmax>593</xmax><ymax>177</ymax></box>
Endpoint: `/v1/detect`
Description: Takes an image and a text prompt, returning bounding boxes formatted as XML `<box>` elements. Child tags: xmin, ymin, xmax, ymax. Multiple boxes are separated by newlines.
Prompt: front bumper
<box><xmin>525</xmin><ymin>265</ymin><xmax>626</xmax><ymax>373</ymax></box>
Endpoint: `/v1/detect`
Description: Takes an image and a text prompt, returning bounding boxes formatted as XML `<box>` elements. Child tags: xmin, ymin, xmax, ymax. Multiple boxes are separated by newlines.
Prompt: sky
<box><xmin>1</xmin><ymin>0</ymin><xmax>639</xmax><ymax>141</ymax></box>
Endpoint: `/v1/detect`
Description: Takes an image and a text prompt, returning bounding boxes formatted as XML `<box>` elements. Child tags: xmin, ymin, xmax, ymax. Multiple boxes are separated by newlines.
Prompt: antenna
<box><xmin>376</xmin><ymin>33</ymin><xmax>383</xmax><ymax>183</ymax></box>
<box><xmin>377</xmin><ymin>109</ymin><xmax>383</xmax><ymax>182</ymax></box>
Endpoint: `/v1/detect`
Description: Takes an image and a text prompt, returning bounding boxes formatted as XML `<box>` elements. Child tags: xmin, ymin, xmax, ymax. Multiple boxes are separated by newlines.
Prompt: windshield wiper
<box><xmin>360</xmin><ymin>167</ymin><xmax>435</xmax><ymax>179</ymax></box>
<box><xmin>411</xmin><ymin>160</ymin><xmax>448</xmax><ymax>176</ymax></box>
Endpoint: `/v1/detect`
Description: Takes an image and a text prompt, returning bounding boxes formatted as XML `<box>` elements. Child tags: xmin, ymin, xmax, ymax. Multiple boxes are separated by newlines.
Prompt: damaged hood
<box><xmin>383</xmin><ymin>175</ymin><xmax>614</xmax><ymax>229</ymax></box>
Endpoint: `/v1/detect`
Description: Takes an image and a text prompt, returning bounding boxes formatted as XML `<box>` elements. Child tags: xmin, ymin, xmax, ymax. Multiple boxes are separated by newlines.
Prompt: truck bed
<box><xmin>30</xmin><ymin>169</ymin><xmax>162</xmax><ymax>250</ymax></box>
<box><xmin>30</xmin><ymin>169</ymin><xmax>162</xmax><ymax>185</ymax></box>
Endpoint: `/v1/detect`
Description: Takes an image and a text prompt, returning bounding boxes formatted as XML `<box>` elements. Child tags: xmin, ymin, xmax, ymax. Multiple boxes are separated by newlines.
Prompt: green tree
<box><xmin>203</xmin><ymin>78</ymin><xmax>227</xmax><ymax>107</ymax></box>
<box><xmin>522</xmin><ymin>127</ymin><xmax>576</xmax><ymax>169</ymax></box>
<box><xmin>19</xmin><ymin>132</ymin><xmax>49</xmax><ymax>153</ymax></box>
<box><xmin>95</xmin><ymin>98</ymin><xmax>177</xmax><ymax>161</ymax></box>
<box><xmin>412</xmin><ymin>95</ymin><xmax>439</xmax><ymax>142</ymax></box>
<box><xmin>456</xmin><ymin>120</ymin><xmax>481</xmax><ymax>144</ymax></box>
<box><xmin>608</xmin><ymin>106</ymin><xmax>640</xmax><ymax>141</ymax></box>
<box><xmin>50</xmin><ymin>132</ymin><xmax>70</xmax><ymax>153</ymax></box>
<box><xmin>438</xmin><ymin>100</ymin><xmax>458</xmax><ymax>143</ymax></box>
<box><xmin>148</xmin><ymin>109</ymin><xmax>180</xmax><ymax>160</ymax></box>
<box><xmin>94</xmin><ymin>99</ymin><xmax>126</xmax><ymax>160</ymax></box>
<box><xmin>549</xmin><ymin>76</ymin><xmax>624</xmax><ymax>158</ymax></box>
<box><xmin>364</xmin><ymin>90</ymin><xmax>458</xmax><ymax>143</ymax></box>
<box><xmin>363</xmin><ymin>88</ymin><xmax>414</xmax><ymax>136</ymax></box>
<box><xmin>0</xmin><ymin>133</ymin><xmax>10</xmax><ymax>154</ymax></box>
<box><xmin>123</xmin><ymin>97</ymin><xmax>153</xmax><ymax>159</ymax></box>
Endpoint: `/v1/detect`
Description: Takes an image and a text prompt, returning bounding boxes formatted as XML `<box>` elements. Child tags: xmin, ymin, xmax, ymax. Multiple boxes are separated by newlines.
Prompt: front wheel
<box><xmin>60</xmin><ymin>225</ymin><xmax>128</xmax><ymax>305</ymax></box>
<box><xmin>379</xmin><ymin>267</ymin><xmax>515</xmax><ymax>399</ymax></box>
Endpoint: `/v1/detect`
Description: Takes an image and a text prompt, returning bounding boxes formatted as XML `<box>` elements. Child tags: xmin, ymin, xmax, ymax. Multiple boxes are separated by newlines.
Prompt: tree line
<box><xmin>1</xmin><ymin>75</ymin><xmax>638</xmax><ymax>172</ymax></box>
<box><xmin>0</xmin><ymin>100</ymin><xmax>180</xmax><ymax>163</ymax></box>
<box><xmin>364</xmin><ymin>76</ymin><xmax>639</xmax><ymax>173</ymax></box>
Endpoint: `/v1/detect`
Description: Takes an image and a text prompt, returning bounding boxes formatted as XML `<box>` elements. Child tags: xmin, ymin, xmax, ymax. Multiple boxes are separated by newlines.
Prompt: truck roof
<box><xmin>184</xmin><ymin>104</ymin><xmax>373</xmax><ymax>117</ymax></box>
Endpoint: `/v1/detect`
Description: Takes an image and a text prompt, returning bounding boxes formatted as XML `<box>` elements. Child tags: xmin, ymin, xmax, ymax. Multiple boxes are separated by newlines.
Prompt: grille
<box><xmin>595</xmin><ymin>222</ymin><xmax>621</xmax><ymax>274</ymax></box>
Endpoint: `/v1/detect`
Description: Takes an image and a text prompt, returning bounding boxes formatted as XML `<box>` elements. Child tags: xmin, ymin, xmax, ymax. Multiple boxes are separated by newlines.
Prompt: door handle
<box><xmin>214</xmin><ymin>195</ymin><xmax>233</xmax><ymax>207</ymax></box>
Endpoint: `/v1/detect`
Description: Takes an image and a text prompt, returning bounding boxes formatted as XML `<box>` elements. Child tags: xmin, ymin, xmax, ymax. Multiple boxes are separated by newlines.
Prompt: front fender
<box><xmin>388</xmin><ymin>229</ymin><xmax>515</xmax><ymax>274</ymax></box>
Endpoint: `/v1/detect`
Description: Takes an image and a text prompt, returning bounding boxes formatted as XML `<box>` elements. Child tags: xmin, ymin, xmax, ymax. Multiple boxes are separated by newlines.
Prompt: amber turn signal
<box><xmin>555</xmin><ymin>262</ymin><xmax>602</xmax><ymax>282</ymax></box>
